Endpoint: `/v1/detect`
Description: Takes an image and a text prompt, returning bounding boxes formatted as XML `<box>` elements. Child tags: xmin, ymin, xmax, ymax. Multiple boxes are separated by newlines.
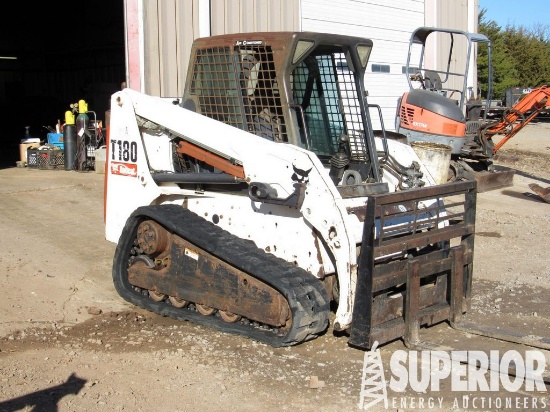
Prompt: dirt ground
<box><xmin>0</xmin><ymin>122</ymin><xmax>549</xmax><ymax>412</ymax></box>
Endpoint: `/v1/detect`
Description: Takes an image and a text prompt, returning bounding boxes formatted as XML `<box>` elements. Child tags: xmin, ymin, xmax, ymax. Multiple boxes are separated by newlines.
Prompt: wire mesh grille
<box><xmin>190</xmin><ymin>47</ymin><xmax>240</xmax><ymax>125</ymax></box>
<box><xmin>190</xmin><ymin>45</ymin><xmax>286</xmax><ymax>142</ymax></box>
<box><xmin>291</xmin><ymin>53</ymin><xmax>367</xmax><ymax>160</ymax></box>
<box><xmin>189</xmin><ymin>45</ymin><xmax>372</xmax><ymax>165</ymax></box>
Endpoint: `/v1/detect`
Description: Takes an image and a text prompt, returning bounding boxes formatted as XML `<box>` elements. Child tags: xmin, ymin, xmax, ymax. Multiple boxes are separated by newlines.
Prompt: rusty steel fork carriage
<box><xmin>349</xmin><ymin>180</ymin><xmax>476</xmax><ymax>349</ymax></box>
<box><xmin>349</xmin><ymin>179</ymin><xmax>550</xmax><ymax>375</ymax></box>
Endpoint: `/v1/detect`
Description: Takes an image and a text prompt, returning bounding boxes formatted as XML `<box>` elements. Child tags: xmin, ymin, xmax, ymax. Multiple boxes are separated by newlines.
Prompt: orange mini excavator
<box><xmin>396</xmin><ymin>27</ymin><xmax>550</xmax><ymax>192</ymax></box>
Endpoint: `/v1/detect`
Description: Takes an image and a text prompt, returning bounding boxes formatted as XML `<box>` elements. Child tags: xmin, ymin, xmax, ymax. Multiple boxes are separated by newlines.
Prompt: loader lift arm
<box><xmin>483</xmin><ymin>85</ymin><xmax>550</xmax><ymax>154</ymax></box>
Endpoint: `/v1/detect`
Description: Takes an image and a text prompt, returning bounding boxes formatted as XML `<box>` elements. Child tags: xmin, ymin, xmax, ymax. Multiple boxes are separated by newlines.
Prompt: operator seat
<box><xmin>423</xmin><ymin>70</ymin><xmax>443</xmax><ymax>92</ymax></box>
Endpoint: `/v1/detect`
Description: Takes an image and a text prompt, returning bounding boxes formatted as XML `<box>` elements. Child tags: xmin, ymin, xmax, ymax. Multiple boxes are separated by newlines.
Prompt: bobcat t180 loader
<box><xmin>104</xmin><ymin>32</ymin><xmax>479</xmax><ymax>350</ymax></box>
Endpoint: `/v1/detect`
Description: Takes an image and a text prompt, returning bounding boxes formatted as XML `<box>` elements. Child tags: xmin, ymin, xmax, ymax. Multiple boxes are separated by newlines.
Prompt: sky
<box><xmin>478</xmin><ymin>0</ymin><xmax>550</xmax><ymax>29</ymax></box>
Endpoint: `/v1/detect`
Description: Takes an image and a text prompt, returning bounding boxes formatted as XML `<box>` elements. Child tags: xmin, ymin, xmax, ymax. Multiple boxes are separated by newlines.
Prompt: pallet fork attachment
<box><xmin>349</xmin><ymin>180</ymin><xmax>477</xmax><ymax>349</ymax></box>
<box><xmin>349</xmin><ymin>179</ymin><xmax>550</xmax><ymax>384</ymax></box>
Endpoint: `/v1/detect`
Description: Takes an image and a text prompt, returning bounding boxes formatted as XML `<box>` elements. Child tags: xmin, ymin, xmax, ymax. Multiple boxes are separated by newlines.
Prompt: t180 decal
<box><xmin>111</xmin><ymin>139</ymin><xmax>138</xmax><ymax>163</ymax></box>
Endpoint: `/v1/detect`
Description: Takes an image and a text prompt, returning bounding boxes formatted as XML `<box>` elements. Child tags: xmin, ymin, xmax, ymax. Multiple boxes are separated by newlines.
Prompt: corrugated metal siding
<box><xmin>141</xmin><ymin>0</ymin><xmax>299</xmax><ymax>97</ymax></box>
<box><xmin>434</xmin><ymin>0</ymin><xmax>470</xmax><ymax>94</ymax></box>
<box><xmin>210</xmin><ymin>0</ymin><xmax>299</xmax><ymax>34</ymax></box>
<box><xmin>142</xmin><ymin>0</ymin><xmax>200</xmax><ymax>97</ymax></box>
<box><xmin>435</xmin><ymin>0</ymin><xmax>469</xmax><ymax>30</ymax></box>
<box><xmin>301</xmin><ymin>0</ymin><xmax>425</xmax><ymax>131</ymax></box>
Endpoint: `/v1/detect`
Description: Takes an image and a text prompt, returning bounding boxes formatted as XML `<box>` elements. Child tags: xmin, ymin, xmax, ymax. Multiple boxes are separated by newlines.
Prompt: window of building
<box><xmin>372</xmin><ymin>64</ymin><xmax>390</xmax><ymax>73</ymax></box>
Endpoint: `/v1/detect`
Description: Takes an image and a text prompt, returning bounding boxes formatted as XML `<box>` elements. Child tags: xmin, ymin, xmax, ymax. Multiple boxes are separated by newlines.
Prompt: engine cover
<box><xmin>398</xmin><ymin>90</ymin><xmax>466</xmax><ymax>138</ymax></box>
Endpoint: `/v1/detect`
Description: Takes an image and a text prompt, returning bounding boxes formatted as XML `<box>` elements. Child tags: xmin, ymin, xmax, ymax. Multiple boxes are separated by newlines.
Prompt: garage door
<box><xmin>300</xmin><ymin>0</ymin><xmax>425</xmax><ymax>131</ymax></box>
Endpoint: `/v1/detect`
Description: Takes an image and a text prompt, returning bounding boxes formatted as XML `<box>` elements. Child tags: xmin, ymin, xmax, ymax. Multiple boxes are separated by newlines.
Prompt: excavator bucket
<box><xmin>529</xmin><ymin>183</ymin><xmax>550</xmax><ymax>203</ymax></box>
<box><xmin>474</xmin><ymin>170</ymin><xmax>515</xmax><ymax>193</ymax></box>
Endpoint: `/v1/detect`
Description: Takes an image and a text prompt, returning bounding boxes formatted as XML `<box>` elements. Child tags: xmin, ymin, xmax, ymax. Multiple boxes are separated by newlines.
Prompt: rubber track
<box><xmin>112</xmin><ymin>204</ymin><xmax>330</xmax><ymax>347</ymax></box>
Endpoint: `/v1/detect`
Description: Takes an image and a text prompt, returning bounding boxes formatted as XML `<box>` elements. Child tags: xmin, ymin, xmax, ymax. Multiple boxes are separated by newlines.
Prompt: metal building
<box><xmin>123</xmin><ymin>0</ymin><xmax>480</xmax><ymax>130</ymax></box>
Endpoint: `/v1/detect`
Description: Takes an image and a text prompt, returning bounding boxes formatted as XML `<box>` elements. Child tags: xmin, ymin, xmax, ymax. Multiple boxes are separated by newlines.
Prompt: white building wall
<box><xmin>300</xmin><ymin>0</ymin><xmax>425</xmax><ymax>131</ymax></box>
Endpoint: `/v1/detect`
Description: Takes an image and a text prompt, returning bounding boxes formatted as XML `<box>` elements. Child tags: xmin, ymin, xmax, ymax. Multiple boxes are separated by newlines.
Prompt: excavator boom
<box><xmin>485</xmin><ymin>85</ymin><xmax>550</xmax><ymax>153</ymax></box>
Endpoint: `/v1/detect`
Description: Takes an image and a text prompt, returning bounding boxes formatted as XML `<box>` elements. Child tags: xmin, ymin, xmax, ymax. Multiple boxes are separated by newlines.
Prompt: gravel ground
<box><xmin>0</xmin><ymin>122</ymin><xmax>549</xmax><ymax>412</ymax></box>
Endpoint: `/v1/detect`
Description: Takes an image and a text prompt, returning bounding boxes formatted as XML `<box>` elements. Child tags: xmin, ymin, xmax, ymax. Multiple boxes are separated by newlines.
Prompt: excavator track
<box><xmin>112</xmin><ymin>204</ymin><xmax>330</xmax><ymax>347</ymax></box>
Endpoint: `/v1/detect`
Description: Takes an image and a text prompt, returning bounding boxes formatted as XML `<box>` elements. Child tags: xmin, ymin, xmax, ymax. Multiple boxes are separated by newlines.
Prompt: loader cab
<box><xmin>182</xmin><ymin>32</ymin><xmax>381</xmax><ymax>183</ymax></box>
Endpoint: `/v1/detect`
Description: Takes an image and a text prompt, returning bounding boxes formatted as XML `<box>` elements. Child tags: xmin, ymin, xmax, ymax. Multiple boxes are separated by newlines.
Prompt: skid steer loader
<box><xmin>105</xmin><ymin>31</ymin><xmax>479</xmax><ymax>349</ymax></box>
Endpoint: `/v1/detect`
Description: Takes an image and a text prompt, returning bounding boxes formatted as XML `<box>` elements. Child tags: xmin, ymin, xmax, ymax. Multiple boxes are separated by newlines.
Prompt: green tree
<box><xmin>478</xmin><ymin>8</ymin><xmax>550</xmax><ymax>101</ymax></box>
